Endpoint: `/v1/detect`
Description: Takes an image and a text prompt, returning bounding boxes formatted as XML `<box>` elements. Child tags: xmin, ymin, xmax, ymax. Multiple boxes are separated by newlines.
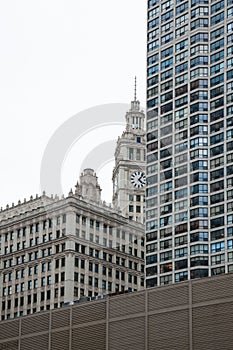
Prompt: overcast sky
<box><xmin>0</xmin><ymin>1</ymin><xmax>146</xmax><ymax>208</ymax></box>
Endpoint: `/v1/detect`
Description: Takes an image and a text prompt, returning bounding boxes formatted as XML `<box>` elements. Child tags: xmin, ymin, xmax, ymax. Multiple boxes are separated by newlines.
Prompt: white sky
<box><xmin>0</xmin><ymin>0</ymin><xmax>146</xmax><ymax>208</ymax></box>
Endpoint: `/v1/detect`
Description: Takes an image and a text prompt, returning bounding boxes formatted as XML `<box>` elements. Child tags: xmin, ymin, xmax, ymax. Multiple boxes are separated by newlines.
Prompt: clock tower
<box><xmin>112</xmin><ymin>78</ymin><xmax>146</xmax><ymax>223</ymax></box>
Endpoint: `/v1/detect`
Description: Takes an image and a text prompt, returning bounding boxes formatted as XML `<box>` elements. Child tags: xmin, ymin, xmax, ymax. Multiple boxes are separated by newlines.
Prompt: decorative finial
<box><xmin>134</xmin><ymin>76</ymin><xmax>137</xmax><ymax>101</ymax></box>
<box><xmin>69</xmin><ymin>188</ymin><xmax>73</xmax><ymax>196</ymax></box>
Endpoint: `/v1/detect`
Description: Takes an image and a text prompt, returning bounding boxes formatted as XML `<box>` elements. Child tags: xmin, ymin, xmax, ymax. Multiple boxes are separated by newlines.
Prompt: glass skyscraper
<box><xmin>146</xmin><ymin>0</ymin><xmax>233</xmax><ymax>287</ymax></box>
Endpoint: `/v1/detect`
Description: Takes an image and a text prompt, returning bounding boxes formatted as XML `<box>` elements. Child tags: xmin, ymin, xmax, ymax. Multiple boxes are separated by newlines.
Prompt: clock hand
<box><xmin>139</xmin><ymin>174</ymin><xmax>145</xmax><ymax>183</ymax></box>
<box><xmin>139</xmin><ymin>177</ymin><xmax>146</xmax><ymax>185</ymax></box>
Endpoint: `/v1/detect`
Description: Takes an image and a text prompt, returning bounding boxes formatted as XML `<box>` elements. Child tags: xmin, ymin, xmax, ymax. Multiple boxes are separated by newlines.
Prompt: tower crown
<box><xmin>131</xmin><ymin>76</ymin><xmax>140</xmax><ymax>111</ymax></box>
<box><xmin>126</xmin><ymin>77</ymin><xmax>145</xmax><ymax>131</ymax></box>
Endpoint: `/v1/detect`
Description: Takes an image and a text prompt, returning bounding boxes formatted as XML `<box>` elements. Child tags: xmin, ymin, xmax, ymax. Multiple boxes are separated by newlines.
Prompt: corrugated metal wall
<box><xmin>1</xmin><ymin>274</ymin><xmax>233</xmax><ymax>350</ymax></box>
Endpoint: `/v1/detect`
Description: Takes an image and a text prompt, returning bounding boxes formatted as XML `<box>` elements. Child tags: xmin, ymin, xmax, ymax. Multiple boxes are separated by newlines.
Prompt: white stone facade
<box><xmin>0</xmin><ymin>188</ymin><xmax>145</xmax><ymax>321</ymax></box>
<box><xmin>112</xmin><ymin>95</ymin><xmax>146</xmax><ymax>224</ymax></box>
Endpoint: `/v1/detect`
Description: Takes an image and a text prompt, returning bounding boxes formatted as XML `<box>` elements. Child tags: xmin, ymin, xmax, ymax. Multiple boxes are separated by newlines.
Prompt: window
<box><xmin>211</xmin><ymin>27</ymin><xmax>224</xmax><ymax>43</ymax></box>
<box><xmin>160</xmin><ymin>238</ymin><xmax>172</xmax><ymax>250</ymax></box>
<box><xmin>175</xmin><ymin>187</ymin><xmax>187</xmax><ymax>199</ymax></box>
<box><xmin>175</xmin><ymin>85</ymin><xmax>188</xmax><ymax>99</ymax></box>
<box><xmin>210</xmin><ymin>74</ymin><xmax>224</xmax><ymax>87</ymax></box>
<box><xmin>160</xmin><ymin>250</ymin><xmax>172</xmax><ymax>262</ymax></box>
<box><xmin>175</xmin><ymin>223</ymin><xmax>187</xmax><ymax>235</ymax></box>
<box><xmin>94</xmin><ymin>277</ymin><xmax>98</xmax><ymax>288</ymax></box>
<box><xmin>210</xmin><ymin>132</ymin><xmax>224</xmax><ymax>145</ymax></box>
<box><xmin>161</xmin><ymin>68</ymin><xmax>173</xmax><ymax>81</ymax></box>
<box><xmin>228</xmin><ymin>22</ymin><xmax>233</xmax><ymax>35</ymax></box>
<box><xmin>211</xmin><ymin>0</ymin><xmax>224</xmax><ymax>14</ymax></box>
<box><xmin>190</xmin><ymin>184</ymin><xmax>208</xmax><ymax>194</ymax></box>
<box><xmin>211</xmin><ymin>228</ymin><xmax>224</xmax><ymax>241</ymax></box>
<box><xmin>176</xmin><ymin>62</ymin><xmax>188</xmax><ymax>75</ymax></box>
<box><xmin>211</xmin><ymin>241</ymin><xmax>225</xmax><ymax>253</ymax></box>
<box><xmin>161</xmin><ymin>9</ymin><xmax>173</xmax><ymax>23</ymax></box>
<box><xmin>190</xmin><ymin>137</ymin><xmax>208</xmax><ymax>148</ymax></box>
<box><xmin>175</xmin><ymin>271</ymin><xmax>188</xmax><ymax>282</ymax></box>
<box><xmin>190</xmin><ymin>68</ymin><xmax>208</xmax><ymax>79</ymax></box>
<box><xmin>190</xmin><ymin>232</ymin><xmax>208</xmax><ymax>243</ymax></box>
<box><xmin>176</xmin><ymin>12</ymin><xmax>189</xmax><ymax>26</ymax></box>
<box><xmin>146</xmin><ymin>242</ymin><xmax>157</xmax><ymax>254</ymax></box>
<box><xmin>175</xmin><ymin>119</ymin><xmax>188</xmax><ymax>132</ymax></box>
<box><xmin>175</xmin><ymin>165</ymin><xmax>187</xmax><ymax>176</ymax></box>
<box><xmin>160</xmin><ymin>181</ymin><xmax>172</xmax><ymax>193</ymax></box>
<box><xmin>161</xmin><ymin>0</ymin><xmax>173</xmax><ymax>11</ymax></box>
<box><xmin>146</xmin><ymin>254</ymin><xmax>157</xmax><ymax>265</ymax></box>
<box><xmin>191</xmin><ymin>18</ymin><xmax>208</xmax><ymax>30</ymax></box>
<box><xmin>161</xmin><ymin>58</ymin><xmax>173</xmax><ymax>72</ymax></box>
<box><xmin>210</xmin><ymin>38</ymin><xmax>224</xmax><ymax>52</ymax></box>
<box><xmin>190</xmin><ymin>207</ymin><xmax>208</xmax><ymax>218</ymax></box>
<box><xmin>210</xmin><ymin>86</ymin><xmax>224</xmax><ymax>100</ymax></box>
<box><xmin>176</xmin><ymin>2</ymin><xmax>188</xmax><ymax>15</ymax></box>
<box><xmin>176</xmin><ymin>52</ymin><xmax>189</xmax><ymax>66</ymax></box>
<box><xmin>228</xmin><ymin>7</ymin><xmax>233</xmax><ymax>18</ymax></box>
<box><xmin>175</xmin><ymin>108</ymin><xmax>188</xmax><ymax>122</ymax></box>
<box><xmin>175</xmin><ymin>211</ymin><xmax>188</xmax><ymax>223</ymax></box>
<box><xmin>161</xmin><ymin>91</ymin><xmax>173</xmax><ymax>103</ymax></box>
<box><xmin>210</xmin><ymin>51</ymin><xmax>224</xmax><ymax>66</ymax></box>
<box><xmin>175</xmin><ymin>247</ymin><xmax>188</xmax><ymax>258</ymax></box>
<box><xmin>175</xmin><ymin>235</ymin><xmax>187</xmax><ymax>246</ymax></box>
<box><xmin>190</xmin><ymin>56</ymin><xmax>208</xmax><ymax>68</ymax></box>
<box><xmin>175</xmin><ymin>259</ymin><xmax>188</xmax><ymax>270</ymax></box>
<box><xmin>175</xmin><ymin>174</ymin><xmax>187</xmax><ymax>186</ymax></box>
<box><xmin>210</xmin><ymin>62</ymin><xmax>224</xmax><ymax>76</ymax></box>
<box><xmin>148</xmin><ymin>0</ymin><xmax>158</xmax><ymax>9</ymax></box>
<box><xmin>161</xmin><ymin>33</ymin><xmax>173</xmax><ymax>45</ymax></box>
<box><xmin>148</xmin><ymin>40</ymin><xmax>159</xmax><ymax>53</ymax></box>
<box><xmin>160</xmin><ymin>147</ymin><xmax>172</xmax><ymax>159</ymax></box>
<box><xmin>211</xmin><ymin>168</ymin><xmax>224</xmax><ymax>181</ymax></box>
<box><xmin>175</xmin><ymin>198</ymin><xmax>187</xmax><ymax>211</ymax></box>
<box><xmin>210</xmin><ymin>144</ymin><xmax>224</xmax><ymax>156</ymax></box>
<box><xmin>148</xmin><ymin>53</ymin><xmax>159</xmax><ymax>67</ymax></box>
<box><xmin>161</xmin><ymin>19</ymin><xmax>173</xmax><ymax>35</ymax></box>
<box><xmin>191</xmin><ymin>33</ymin><xmax>208</xmax><ymax>45</ymax></box>
<box><xmin>176</xmin><ymin>39</ymin><xmax>188</xmax><ymax>52</ymax></box>
<box><xmin>190</xmin><ymin>91</ymin><xmax>208</xmax><ymax>103</ymax></box>
<box><xmin>211</xmin><ymin>12</ymin><xmax>224</xmax><ymax>25</ymax></box>
<box><xmin>191</xmin><ymin>45</ymin><xmax>208</xmax><ymax>58</ymax></box>
<box><xmin>161</xmin><ymin>81</ymin><xmax>173</xmax><ymax>95</ymax></box>
<box><xmin>148</xmin><ymin>17</ymin><xmax>159</xmax><ymax>31</ymax></box>
<box><xmin>147</xmin><ymin>64</ymin><xmax>159</xmax><ymax>78</ymax></box>
<box><xmin>176</xmin><ymin>24</ymin><xmax>188</xmax><ymax>37</ymax></box>
<box><xmin>192</xmin><ymin>6</ymin><xmax>208</xmax><ymax>18</ymax></box>
<box><xmin>175</xmin><ymin>96</ymin><xmax>188</xmax><ymax>108</ymax></box>
<box><xmin>161</xmin><ymin>46</ymin><xmax>173</xmax><ymax>60</ymax></box>
<box><xmin>211</xmin><ymin>215</ymin><xmax>225</xmax><ymax>228</ymax></box>
<box><xmin>148</xmin><ymin>6</ymin><xmax>159</xmax><ymax>19</ymax></box>
<box><xmin>190</xmin><ymin>244</ymin><xmax>208</xmax><ymax>254</ymax></box>
<box><xmin>175</xmin><ymin>73</ymin><xmax>188</xmax><ymax>86</ymax></box>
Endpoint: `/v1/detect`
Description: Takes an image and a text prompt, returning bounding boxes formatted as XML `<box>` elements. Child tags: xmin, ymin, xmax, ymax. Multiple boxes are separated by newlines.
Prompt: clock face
<box><xmin>130</xmin><ymin>171</ymin><xmax>146</xmax><ymax>188</ymax></box>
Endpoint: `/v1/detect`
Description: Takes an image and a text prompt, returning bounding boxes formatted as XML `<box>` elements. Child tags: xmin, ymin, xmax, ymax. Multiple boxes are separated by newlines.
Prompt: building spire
<box><xmin>134</xmin><ymin>76</ymin><xmax>137</xmax><ymax>101</ymax></box>
<box><xmin>129</xmin><ymin>76</ymin><xmax>140</xmax><ymax>113</ymax></box>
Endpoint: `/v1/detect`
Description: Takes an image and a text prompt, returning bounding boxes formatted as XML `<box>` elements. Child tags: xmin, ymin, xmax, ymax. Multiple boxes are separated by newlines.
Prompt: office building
<box><xmin>146</xmin><ymin>0</ymin><xmax>233</xmax><ymax>287</ymax></box>
<box><xmin>0</xmin><ymin>94</ymin><xmax>146</xmax><ymax>321</ymax></box>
